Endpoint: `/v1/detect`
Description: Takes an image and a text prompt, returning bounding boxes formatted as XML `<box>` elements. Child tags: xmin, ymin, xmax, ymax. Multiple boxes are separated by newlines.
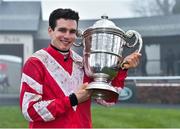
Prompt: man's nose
<box><xmin>64</xmin><ymin>31</ymin><xmax>71</xmax><ymax>38</ymax></box>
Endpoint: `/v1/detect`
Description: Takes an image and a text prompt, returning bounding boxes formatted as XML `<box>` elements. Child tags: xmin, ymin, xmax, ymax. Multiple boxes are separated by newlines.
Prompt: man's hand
<box><xmin>75</xmin><ymin>82</ymin><xmax>92</xmax><ymax>104</ymax></box>
<box><xmin>121</xmin><ymin>51</ymin><xmax>142</xmax><ymax>69</ymax></box>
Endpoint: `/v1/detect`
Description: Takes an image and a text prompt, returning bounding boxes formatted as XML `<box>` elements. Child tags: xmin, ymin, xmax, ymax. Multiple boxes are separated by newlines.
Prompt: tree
<box><xmin>131</xmin><ymin>0</ymin><xmax>176</xmax><ymax>17</ymax></box>
<box><xmin>172</xmin><ymin>0</ymin><xmax>180</xmax><ymax>14</ymax></box>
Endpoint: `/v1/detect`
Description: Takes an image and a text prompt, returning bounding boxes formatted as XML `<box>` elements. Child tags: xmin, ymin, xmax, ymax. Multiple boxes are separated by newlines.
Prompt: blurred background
<box><xmin>0</xmin><ymin>0</ymin><xmax>180</xmax><ymax>104</ymax></box>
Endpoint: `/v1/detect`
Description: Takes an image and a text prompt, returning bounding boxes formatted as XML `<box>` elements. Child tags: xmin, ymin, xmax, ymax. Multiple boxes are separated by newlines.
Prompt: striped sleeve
<box><xmin>20</xmin><ymin>73</ymin><xmax>55</xmax><ymax>122</ymax></box>
<box><xmin>19</xmin><ymin>57</ymin><xmax>71</xmax><ymax>122</ymax></box>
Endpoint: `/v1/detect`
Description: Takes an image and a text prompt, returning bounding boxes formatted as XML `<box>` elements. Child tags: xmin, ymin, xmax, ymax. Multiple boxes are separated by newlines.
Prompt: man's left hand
<box><xmin>121</xmin><ymin>51</ymin><xmax>142</xmax><ymax>69</ymax></box>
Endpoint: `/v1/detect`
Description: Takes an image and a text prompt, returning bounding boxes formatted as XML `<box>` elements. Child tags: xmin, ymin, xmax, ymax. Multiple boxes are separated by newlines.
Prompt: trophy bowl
<box><xmin>76</xmin><ymin>16</ymin><xmax>143</xmax><ymax>102</ymax></box>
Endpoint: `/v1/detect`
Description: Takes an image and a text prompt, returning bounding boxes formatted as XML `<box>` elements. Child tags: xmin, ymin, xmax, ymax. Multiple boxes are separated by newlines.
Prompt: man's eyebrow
<box><xmin>57</xmin><ymin>27</ymin><xmax>76</xmax><ymax>31</ymax></box>
<box><xmin>57</xmin><ymin>28</ymin><xmax>77</xmax><ymax>33</ymax></box>
<box><xmin>70</xmin><ymin>29</ymin><xmax>77</xmax><ymax>32</ymax></box>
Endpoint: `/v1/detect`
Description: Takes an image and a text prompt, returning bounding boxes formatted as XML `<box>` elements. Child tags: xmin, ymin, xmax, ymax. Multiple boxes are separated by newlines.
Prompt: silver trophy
<box><xmin>75</xmin><ymin>15</ymin><xmax>143</xmax><ymax>102</ymax></box>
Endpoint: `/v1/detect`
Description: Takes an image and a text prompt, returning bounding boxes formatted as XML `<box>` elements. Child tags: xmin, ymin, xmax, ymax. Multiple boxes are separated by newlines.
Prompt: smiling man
<box><xmin>19</xmin><ymin>8</ymin><xmax>141</xmax><ymax>128</ymax></box>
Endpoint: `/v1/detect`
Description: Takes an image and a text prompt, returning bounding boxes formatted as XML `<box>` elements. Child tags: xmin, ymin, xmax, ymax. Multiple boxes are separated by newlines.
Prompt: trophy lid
<box><xmin>92</xmin><ymin>15</ymin><xmax>122</xmax><ymax>30</ymax></box>
<box><xmin>83</xmin><ymin>15</ymin><xmax>124</xmax><ymax>37</ymax></box>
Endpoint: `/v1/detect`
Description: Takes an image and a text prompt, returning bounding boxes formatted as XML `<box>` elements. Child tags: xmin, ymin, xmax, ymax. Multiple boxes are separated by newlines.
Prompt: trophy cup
<box><xmin>75</xmin><ymin>15</ymin><xmax>143</xmax><ymax>102</ymax></box>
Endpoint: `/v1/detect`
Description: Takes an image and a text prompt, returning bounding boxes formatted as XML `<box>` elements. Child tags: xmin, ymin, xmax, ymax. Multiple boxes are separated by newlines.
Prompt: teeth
<box><xmin>64</xmin><ymin>42</ymin><xmax>69</xmax><ymax>44</ymax></box>
<box><xmin>61</xmin><ymin>40</ymin><xmax>69</xmax><ymax>44</ymax></box>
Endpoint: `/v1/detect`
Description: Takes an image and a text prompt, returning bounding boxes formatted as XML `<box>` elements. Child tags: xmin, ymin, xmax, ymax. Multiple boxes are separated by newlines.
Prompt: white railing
<box><xmin>126</xmin><ymin>76</ymin><xmax>180</xmax><ymax>80</ymax></box>
<box><xmin>125</xmin><ymin>76</ymin><xmax>180</xmax><ymax>87</ymax></box>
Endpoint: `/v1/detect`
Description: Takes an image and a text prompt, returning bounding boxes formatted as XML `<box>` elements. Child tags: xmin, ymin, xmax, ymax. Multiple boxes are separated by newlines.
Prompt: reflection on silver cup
<box><xmin>76</xmin><ymin>15</ymin><xmax>143</xmax><ymax>102</ymax></box>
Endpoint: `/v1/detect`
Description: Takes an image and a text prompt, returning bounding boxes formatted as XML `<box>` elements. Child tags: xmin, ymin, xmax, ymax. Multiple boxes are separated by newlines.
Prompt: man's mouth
<box><xmin>60</xmin><ymin>40</ymin><xmax>70</xmax><ymax>45</ymax></box>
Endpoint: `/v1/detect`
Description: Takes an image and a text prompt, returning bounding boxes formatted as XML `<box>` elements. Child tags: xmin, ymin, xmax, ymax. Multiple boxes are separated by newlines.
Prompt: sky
<box><xmin>41</xmin><ymin>0</ymin><xmax>134</xmax><ymax>20</ymax></box>
<box><xmin>3</xmin><ymin>0</ymin><xmax>135</xmax><ymax>20</ymax></box>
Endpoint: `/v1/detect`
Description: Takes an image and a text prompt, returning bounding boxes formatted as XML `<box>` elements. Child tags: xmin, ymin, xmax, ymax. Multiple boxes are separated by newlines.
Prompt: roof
<box><xmin>1</xmin><ymin>1</ymin><xmax>179</xmax><ymax>38</ymax></box>
<box><xmin>0</xmin><ymin>1</ymin><xmax>41</xmax><ymax>32</ymax></box>
<box><xmin>37</xmin><ymin>14</ymin><xmax>180</xmax><ymax>39</ymax></box>
<box><xmin>79</xmin><ymin>14</ymin><xmax>180</xmax><ymax>37</ymax></box>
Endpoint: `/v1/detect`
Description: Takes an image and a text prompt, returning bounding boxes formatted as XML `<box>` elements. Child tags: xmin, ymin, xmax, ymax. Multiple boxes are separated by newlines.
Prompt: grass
<box><xmin>92</xmin><ymin>104</ymin><xmax>180</xmax><ymax>128</ymax></box>
<box><xmin>0</xmin><ymin>106</ymin><xmax>28</xmax><ymax>128</ymax></box>
<box><xmin>0</xmin><ymin>104</ymin><xmax>180</xmax><ymax>128</ymax></box>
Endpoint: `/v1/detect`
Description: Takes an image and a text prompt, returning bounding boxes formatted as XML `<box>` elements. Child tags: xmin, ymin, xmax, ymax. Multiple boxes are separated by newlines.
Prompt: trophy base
<box><xmin>86</xmin><ymin>82</ymin><xmax>119</xmax><ymax>102</ymax></box>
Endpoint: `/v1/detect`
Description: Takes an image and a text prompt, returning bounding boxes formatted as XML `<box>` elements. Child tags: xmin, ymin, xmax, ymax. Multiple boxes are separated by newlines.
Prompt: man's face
<box><xmin>48</xmin><ymin>18</ymin><xmax>77</xmax><ymax>51</ymax></box>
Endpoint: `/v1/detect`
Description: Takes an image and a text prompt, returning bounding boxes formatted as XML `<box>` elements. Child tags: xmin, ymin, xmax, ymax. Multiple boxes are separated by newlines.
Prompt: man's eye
<box><xmin>58</xmin><ymin>28</ymin><xmax>67</xmax><ymax>33</ymax></box>
<box><xmin>58</xmin><ymin>28</ymin><xmax>77</xmax><ymax>34</ymax></box>
<box><xmin>70</xmin><ymin>30</ymin><xmax>77</xmax><ymax>34</ymax></box>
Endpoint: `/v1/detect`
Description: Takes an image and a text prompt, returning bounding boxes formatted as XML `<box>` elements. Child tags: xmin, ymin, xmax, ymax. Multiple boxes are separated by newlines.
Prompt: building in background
<box><xmin>1</xmin><ymin>1</ymin><xmax>180</xmax><ymax>103</ymax></box>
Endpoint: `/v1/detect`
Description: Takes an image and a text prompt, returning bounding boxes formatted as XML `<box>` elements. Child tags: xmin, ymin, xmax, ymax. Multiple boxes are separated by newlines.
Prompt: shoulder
<box><xmin>70</xmin><ymin>50</ymin><xmax>83</xmax><ymax>63</ymax></box>
<box><xmin>23</xmin><ymin>49</ymin><xmax>46</xmax><ymax>69</ymax></box>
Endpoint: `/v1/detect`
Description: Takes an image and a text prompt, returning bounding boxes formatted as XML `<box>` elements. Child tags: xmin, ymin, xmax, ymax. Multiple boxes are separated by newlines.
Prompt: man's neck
<box><xmin>50</xmin><ymin>44</ymin><xmax>69</xmax><ymax>53</ymax></box>
<box><xmin>50</xmin><ymin>44</ymin><xmax>70</xmax><ymax>61</ymax></box>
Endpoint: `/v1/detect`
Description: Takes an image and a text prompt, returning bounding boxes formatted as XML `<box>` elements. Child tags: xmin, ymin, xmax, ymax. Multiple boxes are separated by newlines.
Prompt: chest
<box><xmin>33</xmin><ymin>50</ymin><xmax>84</xmax><ymax>96</ymax></box>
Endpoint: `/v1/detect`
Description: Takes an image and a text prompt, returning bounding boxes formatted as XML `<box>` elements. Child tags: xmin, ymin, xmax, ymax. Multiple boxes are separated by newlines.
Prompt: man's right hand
<box><xmin>75</xmin><ymin>82</ymin><xmax>92</xmax><ymax>104</ymax></box>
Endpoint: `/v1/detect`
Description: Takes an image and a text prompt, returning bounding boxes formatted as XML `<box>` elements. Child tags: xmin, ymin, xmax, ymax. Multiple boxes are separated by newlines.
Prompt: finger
<box><xmin>132</xmin><ymin>53</ymin><xmax>141</xmax><ymax>63</ymax></box>
<box><xmin>123</xmin><ymin>63</ymin><xmax>130</xmax><ymax>69</ymax></box>
<box><xmin>84</xmin><ymin>82</ymin><xmax>89</xmax><ymax>86</ymax></box>
<box><xmin>134</xmin><ymin>60</ymin><xmax>139</xmax><ymax>67</ymax></box>
<box><xmin>131</xmin><ymin>56</ymin><xmax>139</xmax><ymax>67</ymax></box>
<box><xmin>134</xmin><ymin>57</ymin><xmax>139</xmax><ymax>65</ymax></box>
<box><xmin>133</xmin><ymin>52</ymin><xmax>141</xmax><ymax>57</ymax></box>
<box><xmin>81</xmin><ymin>82</ymin><xmax>89</xmax><ymax>89</ymax></box>
<box><xmin>124</xmin><ymin>58</ymin><xmax>138</xmax><ymax>68</ymax></box>
<box><xmin>121</xmin><ymin>61</ymin><xmax>129</xmax><ymax>69</ymax></box>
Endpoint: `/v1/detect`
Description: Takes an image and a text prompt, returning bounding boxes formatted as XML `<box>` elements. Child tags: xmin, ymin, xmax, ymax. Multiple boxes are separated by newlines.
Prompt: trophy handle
<box><xmin>73</xmin><ymin>29</ymin><xmax>83</xmax><ymax>47</ymax></box>
<box><xmin>73</xmin><ymin>42</ymin><xmax>83</xmax><ymax>47</ymax></box>
<box><xmin>120</xmin><ymin>30</ymin><xmax>143</xmax><ymax>69</ymax></box>
<box><xmin>124</xmin><ymin>30</ymin><xmax>143</xmax><ymax>53</ymax></box>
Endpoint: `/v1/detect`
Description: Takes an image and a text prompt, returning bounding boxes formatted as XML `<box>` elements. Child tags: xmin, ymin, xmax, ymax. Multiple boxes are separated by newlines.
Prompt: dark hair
<box><xmin>49</xmin><ymin>8</ymin><xmax>79</xmax><ymax>30</ymax></box>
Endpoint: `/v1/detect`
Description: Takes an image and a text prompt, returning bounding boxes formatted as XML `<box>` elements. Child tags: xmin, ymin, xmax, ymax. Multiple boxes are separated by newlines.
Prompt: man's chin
<box><xmin>60</xmin><ymin>46</ymin><xmax>71</xmax><ymax>51</ymax></box>
<box><xmin>63</xmin><ymin>44</ymin><xmax>73</xmax><ymax>50</ymax></box>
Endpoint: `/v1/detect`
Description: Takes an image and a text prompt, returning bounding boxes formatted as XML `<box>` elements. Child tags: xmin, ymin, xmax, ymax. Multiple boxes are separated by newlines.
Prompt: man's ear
<box><xmin>48</xmin><ymin>27</ymin><xmax>53</xmax><ymax>37</ymax></box>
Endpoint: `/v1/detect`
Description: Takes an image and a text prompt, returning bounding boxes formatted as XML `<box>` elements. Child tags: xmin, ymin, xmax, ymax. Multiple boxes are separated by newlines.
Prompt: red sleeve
<box><xmin>19</xmin><ymin>57</ymin><xmax>72</xmax><ymax>122</ymax></box>
<box><xmin>111</xmin><ymin>69</ymin><xmax>127</xmax><ymax>88</ymax></box>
